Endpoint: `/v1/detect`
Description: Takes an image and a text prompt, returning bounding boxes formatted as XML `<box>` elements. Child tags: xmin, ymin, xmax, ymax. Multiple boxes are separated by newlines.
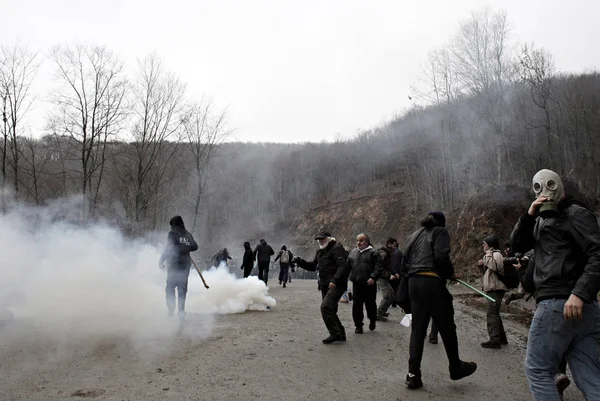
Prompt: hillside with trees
<box><xmin>2</xmin><ymin>9</ymin><xmax>599</xmax><ymax>266</ymax></box>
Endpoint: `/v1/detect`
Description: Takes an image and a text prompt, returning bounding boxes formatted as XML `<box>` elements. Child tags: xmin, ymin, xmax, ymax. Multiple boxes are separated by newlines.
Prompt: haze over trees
<box><xmin>1</xmin><ymin>9</ymin><xmax>599</xmax><ymax>257</ymax></box>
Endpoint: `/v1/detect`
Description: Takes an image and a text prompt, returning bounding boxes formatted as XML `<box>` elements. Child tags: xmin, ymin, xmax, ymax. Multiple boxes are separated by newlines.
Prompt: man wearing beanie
<box><xmin>478</xmin><ymin>234</ymin><xmax>508</xmax><ymax>348</ymax></box>
<box><xmin>401</xmin><ymin>211</ymin><xmax>477</xmax><ymax>390</ymax></box>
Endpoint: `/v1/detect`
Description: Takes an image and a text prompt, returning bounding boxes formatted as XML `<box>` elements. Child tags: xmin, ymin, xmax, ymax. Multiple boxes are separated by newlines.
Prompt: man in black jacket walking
<box><xmin>348</xmin><ymin>233</ymin><xmax>383</xmax><ymax>333</ymax></box>
<box><xmin>254</xmin><ymin>239</ymin><xmax>275</xmax><ymax>285</ymax></box>
<box><xmin>511</xmin><ymin>170</ymin><xmax>600</xmax><ymax>401</ymax></box>
<box><xmin>241</xmin><ymin>242</ymin><xmax>254</xmax><ymax>278</ymax></box>
<box><xmin>402</xmin><ymin>212</ymin><xmax>477</xmax><ymax>389</ymax></box>
<box><xmin>294</xmin><ymin>231</ymin><xmax>350</xmax><ymax>344</ymax></box>
<box><xmin>159</xmin><ymin>216</ymin><xmax>198</xmax><ymax>317</ymax></box>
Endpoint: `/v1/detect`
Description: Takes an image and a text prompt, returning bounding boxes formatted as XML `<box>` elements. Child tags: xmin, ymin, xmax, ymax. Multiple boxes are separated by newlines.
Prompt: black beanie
<box><xmin>484</xmin><ymin>234</ymin><xmax>500</xmax><ymax>250</ymax></box>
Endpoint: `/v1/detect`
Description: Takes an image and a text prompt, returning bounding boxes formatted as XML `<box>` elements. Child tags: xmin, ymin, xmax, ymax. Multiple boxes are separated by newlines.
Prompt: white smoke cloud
<box><xmin>0</xmin><ymin>196</ymin><xmax>276</xmax><ymax>354</ymax></box>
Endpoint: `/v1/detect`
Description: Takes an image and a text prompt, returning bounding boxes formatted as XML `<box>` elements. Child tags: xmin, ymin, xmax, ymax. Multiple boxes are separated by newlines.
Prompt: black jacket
<box><xmin>242</xmin><ymin>246</ymin><xmax>254</xmax><ymax>268</ymax></box>
<box><xmin>254</xmin><ymin>243</ymin><xmax>275</xmax><ymax>263</ymax></box>
<box><xmin>297</xmin><ymin>241</ymin><xmax>349</xmax><ymax>290</ymax></box>
<box><xmin>390</xmin><ymin>248</ymin><xmax>403</xmax><ymax>276</ymax></box>
<box><xmin>159</xmin><ymin>227</ymin><xmax>198</xmax><ymax>270</ymax></box>
<box><xmin>510</xmin><ymin>198</ymin><xmax>600</xmax><ymax>303</ymax></box>
<box><xmin>348</xmin><ymin>246</ymin><xmax>384</xmax><ymax>284</ymax></box>
<box><xmin>402</xmin><ymin>226</ymin><xmax>455</xmax><ymax>279</ymax></box>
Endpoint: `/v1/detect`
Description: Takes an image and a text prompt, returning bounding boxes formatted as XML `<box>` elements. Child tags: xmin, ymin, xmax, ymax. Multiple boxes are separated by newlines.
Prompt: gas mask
<box><xmin>532</xmin><ymin>169</ymin><xmax>564</xmax><ymax>214</ymax></box>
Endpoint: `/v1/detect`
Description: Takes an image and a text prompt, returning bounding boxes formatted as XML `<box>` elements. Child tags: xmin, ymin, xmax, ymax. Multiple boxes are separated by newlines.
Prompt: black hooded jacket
<box><xmin>297</xmin><ymin>240</ymin><xmax>350</xmax><ymax>290</ymax></box>
<box><xmin>242</xmin><ymin>245</ymin><xmax>254</xmax><ymax>268</ymax></box>
<box><xmin>159</xmin><ymin>224</ymin><xmax>198</xmax><ymax>270</ymax></box>
<box><xmin>510</xmin><ymin>196</ymin><xmax>600</xmax><ymax>303</ymax></box>
<box><xmin>254</xmin><ymin>242</ymin><xmax>275</xmax><ymax>263</ymax></box>
<box><xmin>401</xmin><ymin>220</ymin><xmax>455</xmax><ymax>280</ymax></box>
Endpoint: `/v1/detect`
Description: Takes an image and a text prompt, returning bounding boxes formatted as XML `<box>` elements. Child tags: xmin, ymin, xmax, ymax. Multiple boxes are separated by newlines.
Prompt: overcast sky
<box><xmin>2</xmin><ymin>0</ymin><xmax>599</xmax><ymax>143</ymax></box>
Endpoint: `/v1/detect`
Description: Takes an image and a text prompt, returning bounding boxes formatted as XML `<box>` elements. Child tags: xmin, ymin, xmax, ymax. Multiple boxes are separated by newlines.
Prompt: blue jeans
<box><xmin>525</xmin><ymin>299</ymin><xmax>600</xmax><ymax>400</ymax></box>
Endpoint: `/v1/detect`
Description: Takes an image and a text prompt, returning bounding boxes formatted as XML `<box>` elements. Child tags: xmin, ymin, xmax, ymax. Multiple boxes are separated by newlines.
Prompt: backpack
<box><xmin>497</xmin><ymin>252</ymin><xmax>520</xmax><ymax>289</ymax></box>
<box><xmin>280</xmin><ymin>250</ymin><xmax>290</xmax><ymax>264</ymax></box>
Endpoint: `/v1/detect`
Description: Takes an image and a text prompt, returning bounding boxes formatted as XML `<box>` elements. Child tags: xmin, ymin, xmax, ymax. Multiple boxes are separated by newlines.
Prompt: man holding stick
<box><xmin>159</xmin><ymin>216</ymin><xmax>199</xmax><ymax>317</ymax></box>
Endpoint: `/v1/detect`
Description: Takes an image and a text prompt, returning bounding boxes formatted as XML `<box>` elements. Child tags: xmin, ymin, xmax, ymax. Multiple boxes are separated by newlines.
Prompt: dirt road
<box><xmin>0</xmin><ymin>280</ymin><xmax>584</xmax><ymax>401</ymax></box>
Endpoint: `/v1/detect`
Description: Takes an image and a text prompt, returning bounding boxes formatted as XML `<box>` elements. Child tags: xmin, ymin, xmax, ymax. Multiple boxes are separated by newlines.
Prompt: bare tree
<box><xmin>183</xmin><ymin>99</ymin><xmax>229</xmax><ymax>232</ymax></box>
<box><xmin>125</xmin><ymin>54</ymin><xmax>186</xmax><ymax>232</ymax></box>
<box><xmin>48</xmin><ymin>44</ymin><xmax>128</xmax><ymax>218</ymax></box>
<box><xmin>450</xmin><ymin>8</ymin><xmax>517</xmax><ymax>183</ymax></box>
<box><xmin>0</xmin><ymin>44</ymin><xmax>40</xmax><ymax>203</ymax></box>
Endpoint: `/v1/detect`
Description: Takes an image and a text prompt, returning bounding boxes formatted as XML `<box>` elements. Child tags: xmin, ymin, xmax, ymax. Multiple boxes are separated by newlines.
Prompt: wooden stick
<box><xmin>191</xmin><ymin>259</ymin><xmax>209</xmax><ymax>289</ymax></box>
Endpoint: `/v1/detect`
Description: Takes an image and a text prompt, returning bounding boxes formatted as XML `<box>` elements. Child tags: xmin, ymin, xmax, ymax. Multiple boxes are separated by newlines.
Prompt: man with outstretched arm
<box><xmin>293</xmin><ymin>231</ymin><xmax>350</xmax><ymax>344</ymax></box>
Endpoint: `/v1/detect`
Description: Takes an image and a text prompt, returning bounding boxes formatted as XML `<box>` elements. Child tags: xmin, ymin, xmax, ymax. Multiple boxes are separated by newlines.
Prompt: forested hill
<box><xmin>2</xmin><ymin>10</ymin><xmax>599</xmax><ymax>262</ymax></box>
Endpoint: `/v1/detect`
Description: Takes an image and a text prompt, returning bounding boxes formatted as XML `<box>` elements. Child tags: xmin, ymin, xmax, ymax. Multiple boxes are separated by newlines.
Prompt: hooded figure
<box><xmin>401</xmin><ymin>211</ymin><xmax>477</xmax><ymax>389</ymax></box>
<box><xmin>159</xmin><ymin>216</ymin><xmax>198</xmax><ymax>317</ymax></box>
<box><xmin>241</xmin><ymin>242</ymin><xmax>254</xmax><ymax>278</ymax></box>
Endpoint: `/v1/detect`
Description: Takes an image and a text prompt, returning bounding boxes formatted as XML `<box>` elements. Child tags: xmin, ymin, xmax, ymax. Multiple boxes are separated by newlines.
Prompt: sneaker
<box><xmin>376</xmin><ymin>316</ymin><xmax>388</xmax><ymax>322</ymax></box>
<box><xmin>481</xmin><ymin>340</ymin><xmax>501</xmax><ymax>349</ymax></box>
<box><xmin>369</xmin><ymin>320</ymin><xmax>376</xmax><ymax>331</ymax></box>
<box><xmin>450</xmin><ymin>361</ymin><xmax>477</xmax><ymax>381</ymax></box>
<box><xmin>355</xmin><ymin>327</ymin><xmax>364</xmax><ymax>334</ymax></box>
<box><xmin>322</xmin><ymin>334</ymin><xmax>342</xmax><ymax>344</ymax></box>
<box><xmin>555</xmin><ymin>373</ymin><xmax>571</xmax><ymax>398</ymax></box>
<box><xmin>405</xmin><ymin>373</ymin><xmax>423</xmax><ymax>389</ymax></box>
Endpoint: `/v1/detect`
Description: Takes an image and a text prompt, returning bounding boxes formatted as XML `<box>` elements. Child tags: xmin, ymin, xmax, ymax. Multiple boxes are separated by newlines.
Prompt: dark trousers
<box><xmin>166</xmin><ymin>269</ymin><xmax>190</xmax><ymax>314</ymax></box>
<box><xmin>390</xmin><ymin>278</ymin><xmax>400</xmax><ymax>306</ymax></box>
<box><xmin>243</xmin><ymin>265</ymin><xmax>253</xmax><ymax>278</ymax></box>
<box><xmin>352</xmin><ymin>283</ymin><xmax>377</xmax><ymax>328</ymax></box>
<box><xmin>278</xmin><ymin>263</ymin><xmax>290</xmax><ymax>283</ymax></box>
<box><xmin>429</xmin><ymin>320</ymin><xmax>439</xmax><ymax>340</ymax></box>
<box><xmin>409</xmin><ymin>276</ymin><xmax>461</xmax><ymax>376</ymax></box>
<box><xmin>320</xmin><ymin>286</ymin><xmax>346</xmax><ymax>337</ymax></box>
<box><xmin>258</xmin><ymin>261</ymin><xmax>270</xmax><ymax>285</ymax></box>
<box><xmin>486</xmin><ymin>290</ymin><xmax>507</xmax><ymax>342</ymax></box>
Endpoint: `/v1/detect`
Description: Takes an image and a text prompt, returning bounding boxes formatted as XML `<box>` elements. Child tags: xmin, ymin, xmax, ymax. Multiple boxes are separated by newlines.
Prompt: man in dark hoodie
<box><xmin>293</xmin><ymin>231</ymin><xmax>350</xmax><ymax>344</ymax></box>
<box><xmin>159</xmin><ymin>216</ymin><xmax>199</xmax><ymax>317</ymax></box>
<box><xmin>254</xmin><ymin>239</ymin><xmax>275</xmax><ymax>285</ymax></box>
<box><xmin>401</xmin><ymin>211</ymin><xmax>477</xmax><ymax>389</ymax></box>
<box><xmin>510</xmin><ymin>170</ymin><xmax>600</xmax><ymax>400</ymax></box>
<box><xmin>348</xmin><ymin>233</ymin><xmax>384</xmax><ymax>333</ymax></box>
<box><xmin>241</xmin><ymin>242</ymin><xmax>254</xmax><ymax>278</ymax></box>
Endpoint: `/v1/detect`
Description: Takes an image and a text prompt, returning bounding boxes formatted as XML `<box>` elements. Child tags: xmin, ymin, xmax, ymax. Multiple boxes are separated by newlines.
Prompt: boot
<box><xmin>450</xmin><ymin>361</ymin><xmax>477</xmax><ymax>381</ymax></box>
<box><xmin>481</xmin><ymin>340</ymin><xmax>501</xmax><ymax>349</ymax></box>
<box><xmin>405</xmin><ymin>373</ymin><xmax>423</xmax><ymax>389</ymax></box>
<box><xmin>322</xmin><ymin>334</ymin><xmax>342</xmax><ymax>344</ymax></box>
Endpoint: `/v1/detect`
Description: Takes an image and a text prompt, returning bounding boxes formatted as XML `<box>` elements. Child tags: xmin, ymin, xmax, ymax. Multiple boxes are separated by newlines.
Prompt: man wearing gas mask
<box><xmin>510</xmin><ymin>169</ymin><xmax>600</xmax><ymax>400</ymax></box>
